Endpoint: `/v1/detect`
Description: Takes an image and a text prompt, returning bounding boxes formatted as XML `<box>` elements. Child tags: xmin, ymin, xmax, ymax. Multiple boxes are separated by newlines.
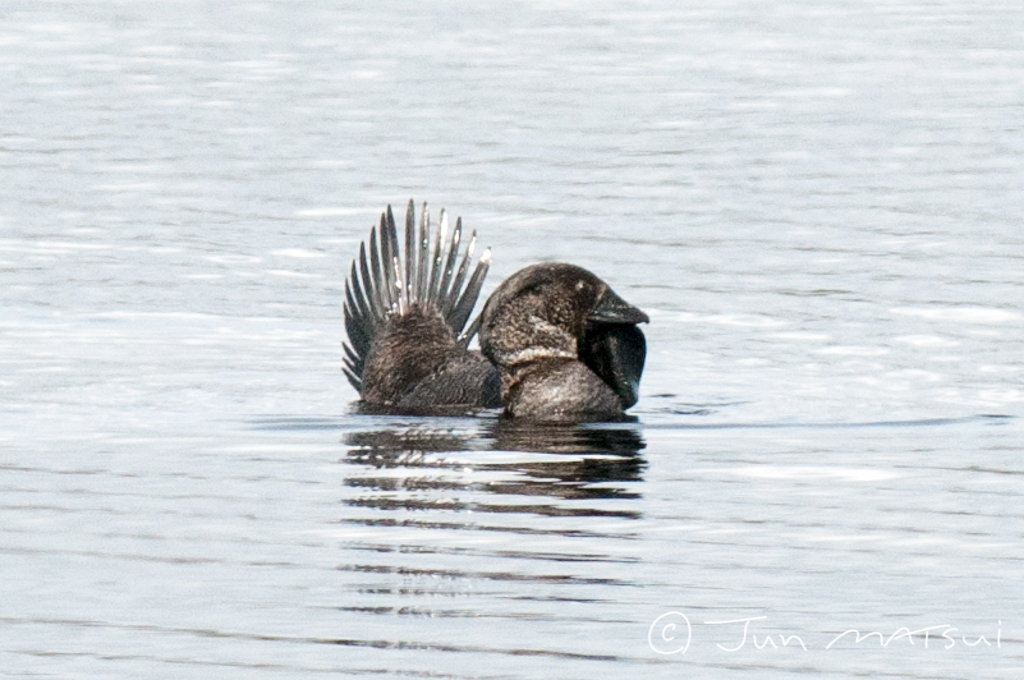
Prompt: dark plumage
<box><xmin>343</xmin><ymin>203</ymin><xmax>649</xmax><ymax>422</ymax></box>
<box><xmin>478</xmin><ymin>263</ymin><xmax>649</xmax><ymax>423</ymax></box>
<box><xmin>343</xmin><ymin>200</ymin><xmax>500</xmax><ymax>413</ymax></box>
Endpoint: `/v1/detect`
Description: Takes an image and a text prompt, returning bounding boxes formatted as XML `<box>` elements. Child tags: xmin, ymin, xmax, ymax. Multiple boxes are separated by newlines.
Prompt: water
<box><xmin>2</xmin><ymin>1</ymin><xmax>1022</xmax><ymax>677</ymax></box>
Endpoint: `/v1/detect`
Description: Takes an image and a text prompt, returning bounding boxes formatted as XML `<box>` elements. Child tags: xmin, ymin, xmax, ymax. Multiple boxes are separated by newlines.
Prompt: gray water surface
<box><xmin>2</xmin><ymin>1</ymin><xmax>1022</xmax><ymax>678</ymax></box>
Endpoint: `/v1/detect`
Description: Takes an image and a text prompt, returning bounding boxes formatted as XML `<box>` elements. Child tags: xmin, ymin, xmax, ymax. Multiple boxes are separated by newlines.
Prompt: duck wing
<box><xmin>342</xmin><ymin>200</ymin><xmax>492</xmax><ymax>395</ymax></box>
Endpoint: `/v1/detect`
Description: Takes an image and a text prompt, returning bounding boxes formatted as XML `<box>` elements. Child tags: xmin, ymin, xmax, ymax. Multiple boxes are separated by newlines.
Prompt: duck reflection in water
<box><xmin>343</xmin><ymin>421</ymin><xmax>646</xmax><ymax>516</ymax></box>
<box><xmin>343</xmin><ymin>201</ymin><xmax>648</xmax><ymax>423</ymax></box>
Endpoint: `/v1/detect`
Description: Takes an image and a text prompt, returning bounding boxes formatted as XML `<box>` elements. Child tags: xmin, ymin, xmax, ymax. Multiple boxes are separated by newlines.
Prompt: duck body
<box><xmin>498</xmin><ymin>357</ymin><xmax>623</xmax><ymax>421</ymax></box>
<box><xmin>361</xmin><ymin>306</ymin><xmax>500</xmax><ymax>412</ymax></box>
<box><xmin>343</xmin><ymin>204</ymin><xmax>648</xmax><ymax>422</ymax></box>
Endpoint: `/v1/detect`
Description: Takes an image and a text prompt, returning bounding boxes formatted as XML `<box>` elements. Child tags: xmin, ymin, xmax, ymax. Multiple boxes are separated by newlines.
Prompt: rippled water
<box><xmin>2</xmin><ymin>1</ymin><xmax>1022</xmax><ymax>678</ymax></box>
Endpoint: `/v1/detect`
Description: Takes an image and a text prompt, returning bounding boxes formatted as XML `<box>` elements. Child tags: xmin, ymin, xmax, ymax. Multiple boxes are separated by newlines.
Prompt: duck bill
<box><xmin>580</xmin><ymin>322</ymin><xmax>647</xmax><ymax>409</ymax></box>
<box><xmin>588</xmin><ymin>288</ymin><xmax>650</xmax><ymax>325</ymax></box>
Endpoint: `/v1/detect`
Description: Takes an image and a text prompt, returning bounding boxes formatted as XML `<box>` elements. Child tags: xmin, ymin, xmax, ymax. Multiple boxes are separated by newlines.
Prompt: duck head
<box><xmin>478</xmin><ymin>263</ymin><xmax>648</xmax><ymax>409</ymax></box>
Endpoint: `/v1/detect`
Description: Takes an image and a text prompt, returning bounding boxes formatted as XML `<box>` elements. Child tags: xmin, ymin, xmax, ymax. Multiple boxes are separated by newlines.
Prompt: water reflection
<box><xmin>342</xmin><ymin>420</ymin><xmax>647</xmax><ymax>517</ymax></box>
<box><xmin>485</xmin><ymin>419</ymin><xmax>646</xmax><ymax>456</ymax></box>
<box><xmin>337</xmin><ymin>419</ymin><xmax>647</xmax><ymax>643</ymax></box>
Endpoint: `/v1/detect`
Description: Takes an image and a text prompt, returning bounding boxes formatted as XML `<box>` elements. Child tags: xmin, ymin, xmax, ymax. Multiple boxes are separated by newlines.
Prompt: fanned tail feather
<box><xmin>342</xmin><ymin>200</ymin><xmax>492</xmax><ymax>394</ymax></box>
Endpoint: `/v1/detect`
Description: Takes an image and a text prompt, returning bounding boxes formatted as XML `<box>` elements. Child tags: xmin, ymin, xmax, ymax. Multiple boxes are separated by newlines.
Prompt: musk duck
<box><xmin>343</xmin><ymin>202</ymin><xmax>647</xmax><ymax>422</ymax></box>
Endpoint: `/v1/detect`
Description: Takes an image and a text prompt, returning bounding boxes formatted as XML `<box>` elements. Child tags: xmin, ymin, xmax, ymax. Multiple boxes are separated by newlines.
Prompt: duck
<box><xmin>342</xmin><ymin>201</ymin><xmax>648</xmax><ymax>422</ymax></box>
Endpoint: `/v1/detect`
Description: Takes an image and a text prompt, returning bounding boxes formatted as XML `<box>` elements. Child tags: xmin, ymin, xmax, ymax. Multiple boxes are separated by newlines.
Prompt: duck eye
<box><xmin>575</xmin><ymin>281</ymin><xmax>587</xmax><ymax>292</ymax></box>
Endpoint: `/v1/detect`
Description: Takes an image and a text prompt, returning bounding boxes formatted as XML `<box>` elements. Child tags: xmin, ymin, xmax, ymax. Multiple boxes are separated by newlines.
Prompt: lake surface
<box><xmin>2</xmin><ymin>1</ymin><xmax>1022</xmax><ymax>678</ymax></box>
